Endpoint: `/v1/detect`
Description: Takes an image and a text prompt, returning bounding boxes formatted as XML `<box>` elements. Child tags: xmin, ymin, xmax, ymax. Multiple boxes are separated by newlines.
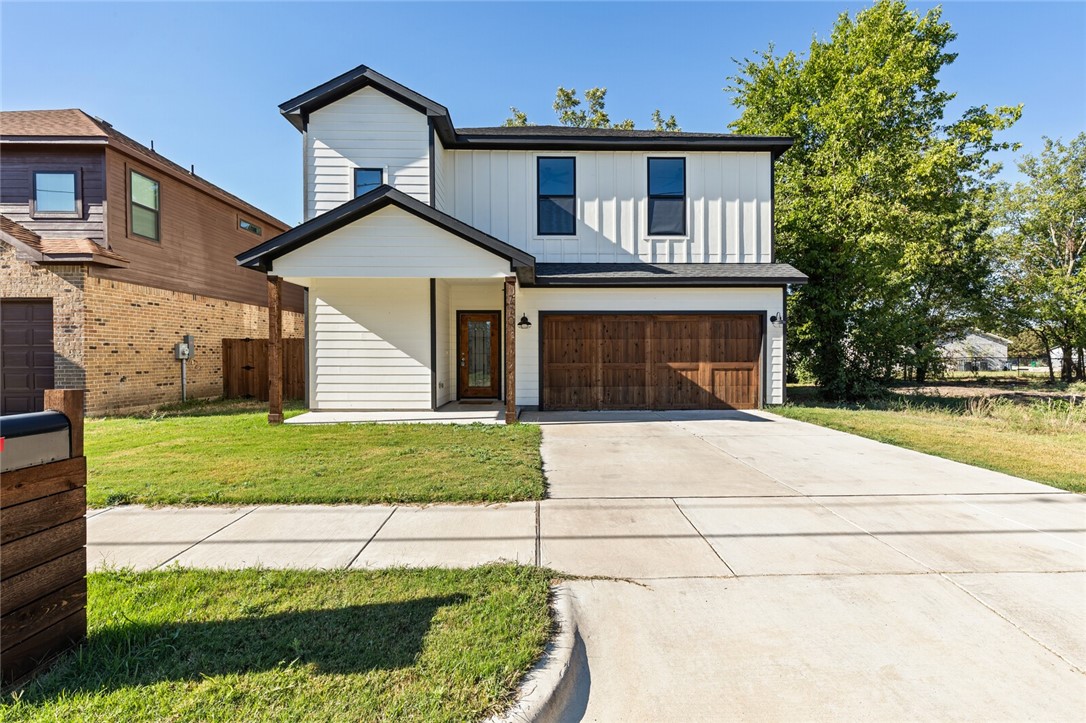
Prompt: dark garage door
<box><xmin>1</xmin><ymin>300</ymin><xmax>55</xmax><ymax>414</ymax></box>
<box><xmin>541</xmin><ymin>313</ymin><xmax>762</xmax><ymax>411</ymax></box>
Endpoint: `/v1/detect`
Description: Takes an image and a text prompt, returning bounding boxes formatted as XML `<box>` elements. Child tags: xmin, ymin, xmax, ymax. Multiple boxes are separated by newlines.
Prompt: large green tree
<box><xmin>728</xmin><ymin>0</ymin><xmax>1019</xmax><ymax>397</ymax></box>
<box><xmin>992</xmin><ymin>134</ymin><xmax>1086</xmax><ymax>382</ymax></box>
<box><xmin>504</xmin><ymin>87</ymin><xmax>679</xmax><ymax>131</ymax></box>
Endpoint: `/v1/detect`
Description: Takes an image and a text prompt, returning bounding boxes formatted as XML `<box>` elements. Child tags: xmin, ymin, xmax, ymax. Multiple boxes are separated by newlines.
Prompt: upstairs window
<box><xmin>239</xmin><ymin>218</ymin><xmax>262</xmax><ymax>236</ymax></box>
<box><xmin>354</xmin><ymin>168</ymin><xmax>383</xmax><ymax>197</ymax></box>
<box><xmin>32</xmin><ymin>171</ymin><xmax>79</xmax><ymax>216</ymax></box>
<box><xmin>129</xmin><ymin>170</ymin><xmax>160</xmax><ymax>241</ymax></box>
<box><xmin>647</xmin><ymin>157</ymin><xmax>686</xmax><ymax>236</ymax></box>
<box><xmin>537</xmin><ymin>157</ymin><xmax>576</xmax><ymax>235</ymax></box>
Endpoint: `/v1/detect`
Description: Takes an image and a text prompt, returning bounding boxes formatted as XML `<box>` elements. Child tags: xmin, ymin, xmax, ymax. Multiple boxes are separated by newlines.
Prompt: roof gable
<box><xmin>236</xmin><ymin>185</ymin><xmax>535</xmax><ymax>273</ymax></box>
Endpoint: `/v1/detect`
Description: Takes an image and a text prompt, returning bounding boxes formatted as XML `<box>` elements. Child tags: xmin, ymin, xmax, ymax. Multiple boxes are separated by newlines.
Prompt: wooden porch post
<box><xmin>267</xmin><ymin>275</ymin><xmax>283</xmax><ymax>425</ymax></box>
<box><xmin>44</xmin><ymin>389</ymin><xmax>84</xmax><ymax>457</ymax></box>
<box><xmin>504</xmin><ymin>276</ymin><xmax>517</xmax><ymax>424</ymax></box>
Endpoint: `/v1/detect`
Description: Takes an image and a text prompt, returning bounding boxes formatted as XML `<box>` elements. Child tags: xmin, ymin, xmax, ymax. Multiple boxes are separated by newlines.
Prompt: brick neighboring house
<box><xmin>0</xmin><ymin>109</ymin><xmax>304</xmax><ymax>415</ymax></box>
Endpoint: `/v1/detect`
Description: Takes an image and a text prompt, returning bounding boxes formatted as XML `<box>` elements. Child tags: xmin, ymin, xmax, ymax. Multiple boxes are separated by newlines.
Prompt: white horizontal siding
<box><xmin>515</xmin><ymin>286</ymin><xmax>786</xmax><ymax>406</ymax></box>
<box><xmin>308</xmin><ymin>278</ymin><xmax>431</xmax><ymax>410</ymax></box>
<box><xmin>305</xmin><ymin>86</ymin><xmax>430</xmax><ymax>218</ymax></box>
<box><xmin>447</xmin><ymin>150</ymin><xmax>773</xmax><ymax>263</ymax></box>
<box><xmin>272</xmin><ymin>205</ymin><xmax>513</xmax><ymax>278</ymax></box>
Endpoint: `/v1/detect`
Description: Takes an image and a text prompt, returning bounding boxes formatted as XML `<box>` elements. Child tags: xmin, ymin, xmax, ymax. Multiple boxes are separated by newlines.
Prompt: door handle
<box><xmin>460</xmin><ymin>355</ymin><xmax>466</xmax><ymax>368</ymax></box>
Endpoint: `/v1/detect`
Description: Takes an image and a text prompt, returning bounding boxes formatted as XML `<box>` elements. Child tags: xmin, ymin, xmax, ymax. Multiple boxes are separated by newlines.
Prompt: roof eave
<box><xmin>530</xmin><ymin>277</ymin><xmax>807</xmax><ymax>288</ymax></box>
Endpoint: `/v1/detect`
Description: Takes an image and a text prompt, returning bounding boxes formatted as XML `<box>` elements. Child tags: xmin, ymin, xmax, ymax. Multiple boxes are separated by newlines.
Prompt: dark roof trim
<box><xmin>529</xmin><ymin>262</ymin><xmax>808</xmax><ymax>288</ymax></box>
<box><xmin>279</xmin><ymin>64</ymin><xmax>792</xmax><ymax>157</ymax></box>
<box><xmin>279</xmin><ymin>64</ymin><xmax>453</xmax><ymax>134</ymax></box>
<box><xmin>236</xmin><ymin>185</ymin><xmax>535</xmax><ymax>272</ymax></box>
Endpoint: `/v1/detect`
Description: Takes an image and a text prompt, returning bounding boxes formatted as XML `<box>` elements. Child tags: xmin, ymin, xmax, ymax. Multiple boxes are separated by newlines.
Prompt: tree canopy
<box><xmin>503</xmin><ymin>87</ymin><xmax>679</xmax><ymax>131</ymax></box>
<box><xmin>728</xmin><ymin>0</ymin><xmax>1020</xmax><ymax>397</ymax></box>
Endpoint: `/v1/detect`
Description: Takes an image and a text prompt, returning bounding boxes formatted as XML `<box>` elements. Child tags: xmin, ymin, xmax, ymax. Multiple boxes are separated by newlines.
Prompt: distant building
<box><xmin>939</xmin><ymin>330</ymin><xmax>1011</xmax><ymax>372</ymax></box>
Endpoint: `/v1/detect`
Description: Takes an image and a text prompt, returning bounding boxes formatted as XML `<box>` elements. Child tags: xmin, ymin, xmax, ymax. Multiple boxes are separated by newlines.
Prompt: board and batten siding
<box><xmin>307</xmin><ymin>278</ymin><xmax>431</xmax><ymax>410</ymax></box>
<box><xmin>272</xmin><ymin>206</ymin><xmax>512</xmax><ymax>279</ymax></box>
<box><xmin>516</xmin><ymin>287</ymin><xmax>785</xmax><ymax>407</ymax></box>
<box><xmin>305</xmin><ymin>86</ymin><xmax>430</xmax><ymax>219</ymax></box>
<box><xmin>436</xmin><ymin>150</ymin><xmax>773</xmax><ymax>264</ymax></box>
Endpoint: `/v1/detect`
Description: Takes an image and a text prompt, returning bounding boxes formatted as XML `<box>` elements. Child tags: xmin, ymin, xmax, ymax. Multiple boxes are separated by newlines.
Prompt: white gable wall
<box><xmin>305</xmin><ymin>86</ymin><xmax>430</xmax><ymax>219</ymax></box>
<box><xmin>272</xmin><ymin>206</ymin><xmax>512</xmax><ymax>279</ymax></box>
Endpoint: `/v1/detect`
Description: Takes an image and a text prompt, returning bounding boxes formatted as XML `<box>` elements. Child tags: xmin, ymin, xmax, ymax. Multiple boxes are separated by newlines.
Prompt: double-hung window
<box><xmin>537</xmin><ymin>157</ymin><xmax>576</xmax><ymax>235</ymax></box>
<box><xmin>647</xmin><ymin>157</ymin><xmax>686</xmax><ymax>236</ymax></box>
<box><xmin>129</xmin><ymin>170</ymin><xmax>160</xmax><ymax>241</ymax></box>
<box><xmin>354</xmin><ymin>168</ymin><xmax>383</xmax><ymax>197</ymax></box>
<box><xmin>32</xmin><ymin>171</ymin><xmax>79</xmax><ymax>217</ymax></box>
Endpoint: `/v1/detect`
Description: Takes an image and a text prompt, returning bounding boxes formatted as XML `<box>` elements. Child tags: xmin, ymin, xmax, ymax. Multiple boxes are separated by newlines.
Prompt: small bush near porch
<box><xmin>1</xmin><ymin>565</ymin><xmax>553</xmax><ymax>722</ymax></box>
<box><xmin>86</xmin><ymin>400</ymin><xmax>543</xmax><ymax>506</ymax></box>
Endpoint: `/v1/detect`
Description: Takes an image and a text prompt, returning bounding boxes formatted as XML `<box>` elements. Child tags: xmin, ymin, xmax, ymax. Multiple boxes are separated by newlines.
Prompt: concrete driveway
<box><xmin>522</xmin><ymin>409</ymin><xmax>1086</xmax><ymax>721</ymax></box>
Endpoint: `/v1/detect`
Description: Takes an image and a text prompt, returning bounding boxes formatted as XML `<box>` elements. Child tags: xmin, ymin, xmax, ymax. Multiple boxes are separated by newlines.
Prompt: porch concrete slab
<box><xmin>948</xmin><ymin>571</ymin><xmax>1086</xmax><ymax>672</ymax></box>
<box><xmin>818</xmin><ymin>494</ymin><xmax>1086</xmax><ymax>572</ymax></box>
<box><xmin>87</xmin><ymin>505</ymin><xmax>255</xmax><ymax>571</ymax></box>
<box><xmin>698</xmin><ymin>431</ymin><xmax>1055</xmax><ymax>495</ymax></box>
<box><xmin>542</xmin><ymin>433</ymin><xmax>795</xmax><ymax>498</ymax></box>
<box><xmin>351</xmin><ymin>503</ymin><xmax>536</xmax><ymax>569</ymax></box>
<box><xmin>168</xmin><ymin>505</ymin><xmax>394</xmax><ymax>569</ymax></box>
<box><xmin>539</xmin><ymin>498</ymin><xmax>731</xmax><ymax>578</ymax></box>
<box><xmin>568</xmin><ymin>576</ymin><xmax>1086</xmax><ymax>721</ymax></box>
<box><xmin>286</xmin><ymin>402</ymin><xmax>504</xmax><ymax>425</ymax></box>
<box><xmin>676</xmin><ymin>497</ymin><xmax>927</xmax><ymax>575</ymax></box>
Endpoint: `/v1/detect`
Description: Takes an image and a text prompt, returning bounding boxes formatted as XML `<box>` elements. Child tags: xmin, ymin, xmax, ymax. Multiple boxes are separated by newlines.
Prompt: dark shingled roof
<box><xmin>531</xmin><ymin>263</ymin><xmax>807</xmax><ymax>287</ymax></box>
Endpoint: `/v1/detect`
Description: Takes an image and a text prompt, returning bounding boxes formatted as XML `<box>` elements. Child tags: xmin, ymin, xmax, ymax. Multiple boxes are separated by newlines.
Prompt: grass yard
<box><xmin>85</xmin><ymin>400</ymin><xmax>543</xmax><ymax>506</ymax></box>
<box><xmin>1</xmin><ymin>565</ymin><xmax>554</xmax><ymax>722</ymax></box>
<box><xmin>775</xmin><ymin>388</ymin><xmax>1086</xmax><ymax>493</ymax></box>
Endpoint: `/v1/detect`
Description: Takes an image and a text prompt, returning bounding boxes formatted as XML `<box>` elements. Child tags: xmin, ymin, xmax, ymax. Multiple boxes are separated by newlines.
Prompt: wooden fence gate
<box><xmin>222</xmin><ymin>338</ymin><xmax>305</xmax><ymax>401</ymax></box>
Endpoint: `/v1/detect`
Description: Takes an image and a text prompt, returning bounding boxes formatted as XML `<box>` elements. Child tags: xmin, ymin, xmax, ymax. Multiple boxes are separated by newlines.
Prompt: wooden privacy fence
<box><xmin>222</xmin><ymin>338</ymin><xmax>304</xmax><ymax>401</ymax></box>
<box><xmin>1</xmin><ymin>390</ymin><xmax>87</xmax><ymax>687</ymax></box>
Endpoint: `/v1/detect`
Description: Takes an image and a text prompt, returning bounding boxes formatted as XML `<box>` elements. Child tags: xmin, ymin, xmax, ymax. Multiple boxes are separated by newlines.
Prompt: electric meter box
<box><xmin>174</xmin><ymin>342</ymin><xmax>191</xmax><ymax>360</ymax></box>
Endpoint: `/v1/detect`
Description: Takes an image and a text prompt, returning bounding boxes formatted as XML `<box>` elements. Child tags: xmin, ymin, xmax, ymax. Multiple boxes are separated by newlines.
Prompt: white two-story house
<box><xmin>237</xmin><ymin>64</ymin><xmax>807</xmax><ymax>422</ymax></box>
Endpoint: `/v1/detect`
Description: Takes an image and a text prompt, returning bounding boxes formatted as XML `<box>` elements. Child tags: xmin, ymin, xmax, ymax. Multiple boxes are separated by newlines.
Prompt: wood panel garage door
<box><xmin>0</xmin><ymin>300</ymin><xmax>55</xmax><ymax>414</ymax></box>
<box><xmin>542</xmin><ymin>313</ymin><xmax>762</xmax><ymax>410</ymax></box>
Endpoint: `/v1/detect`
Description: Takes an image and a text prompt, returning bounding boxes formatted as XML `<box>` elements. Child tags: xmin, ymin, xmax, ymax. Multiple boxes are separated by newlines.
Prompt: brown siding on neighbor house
<box><xmin>0</xmin><ymin>145</ymin><xmax>106</xmax><ymax>241</ymax></box>
<box><xmin>98</xmin><ymin>146</ymin><xmax>303</xmax><ymax>311</ymax></box>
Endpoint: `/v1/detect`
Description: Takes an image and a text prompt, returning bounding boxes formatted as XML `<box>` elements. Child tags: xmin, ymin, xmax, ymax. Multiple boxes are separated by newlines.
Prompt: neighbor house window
<box><xmin>354</xmin><ymin>168</ymin><xmax>383</xmax><ymax>197</ymax></box>
<box><xmin>647</xmin><ymin>157</ymin><xmax>686</xmax><ymax>236</ymax></box>
<box><xmin>537</xmin><ymin>157</ymin><xmax>575</xmax><ymax>235</ymax></box>
<box><xmin>129</xmin><ymin>170</ymin><xmax>160</xmax><ymax>241</ymax></box>
<box><xmin>239</xmin><ymin>218</ymin><xmax>262</xmax><ymax>236</ymax></box>
<box><xmin>32</xmin><ymin>171</ymin><xmax>79</xmax><ymax>216</ymax></box>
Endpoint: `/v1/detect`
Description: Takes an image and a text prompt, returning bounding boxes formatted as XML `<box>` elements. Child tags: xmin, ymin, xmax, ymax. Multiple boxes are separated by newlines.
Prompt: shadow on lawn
<box><xmin>18</xmin><ymin>595</ymin><xmax>467</xmax><ymax>700</ymax></box>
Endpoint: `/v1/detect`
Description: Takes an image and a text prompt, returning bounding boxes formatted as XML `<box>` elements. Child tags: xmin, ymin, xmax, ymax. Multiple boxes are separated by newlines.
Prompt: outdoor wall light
<box><xmin>517</xmin><ymin>314</ymin><xmax>533</xmax><ymax>329</ymax></box>
<box><xmin>770</xmin><ymin>312</ymin><xmax>784</xmax><ymax>327</ymax></box>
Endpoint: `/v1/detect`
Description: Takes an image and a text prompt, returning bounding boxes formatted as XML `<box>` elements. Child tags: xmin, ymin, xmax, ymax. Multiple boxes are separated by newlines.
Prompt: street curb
<box><xmin>488</xmin><ymin>583</ymin><xmax>589</xmax><ymax>723</ymax></box>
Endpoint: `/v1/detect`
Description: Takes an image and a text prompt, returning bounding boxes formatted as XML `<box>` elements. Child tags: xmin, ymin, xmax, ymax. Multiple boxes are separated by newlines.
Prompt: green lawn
<box><xmin>86</xmin><ymin>400</ymin><xmax>544</xmax><ymax>506</ymax></box>
<box><xmin>774</xmin><ymin>389</ymin><xmax>1086</xmax><ymax>493</ymax></box>
<box><xmin>2</xmin><ymin>566</ymin><xmax>554</xmax><ymax>722</ymax></box>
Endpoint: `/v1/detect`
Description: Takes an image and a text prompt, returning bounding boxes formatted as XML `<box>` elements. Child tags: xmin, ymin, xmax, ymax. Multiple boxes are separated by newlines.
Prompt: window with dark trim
<box><xmin>129</xmin><ymin>170</ymin><xmax>160</xmax><ymax>241</ymax></box>
<box><xmin>647</xmin><ymin>157</ymin><xmax>686</xmax><ymax>236</ymax></box>
<box><xmin>31</xmin><ymin>171</ymin><xmax>80</xmax><ymax>217</ymax></box>
<box><xmin>239</xmin><ymin>218</ymin><xmax>262</xmax><ymax>236</ymax></box>
<box><xmin>354</xmin><ymin>168</ymin><xmax>383</xmax><ymax>197</ymax></box>
<box><xmin>537</xmin><ymin>157</ymin><xmax>576</xmax><ymax>236</ymax></box>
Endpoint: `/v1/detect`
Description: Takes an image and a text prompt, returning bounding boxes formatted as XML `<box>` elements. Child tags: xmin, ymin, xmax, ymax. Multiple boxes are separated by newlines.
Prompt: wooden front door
<box><xmin>542</xmin><ymin>313</ymin><xmax>762</xmax><ymax>410</ymax></box>
<box><xmin>0</xmin><ymin>300</ymin><xmax>55</xmax><ymax>414</ymax></box>
<box><xmin>458</xmin><ymin>311</ymin><xmax>501</xmax><ymax>399</ymax></box>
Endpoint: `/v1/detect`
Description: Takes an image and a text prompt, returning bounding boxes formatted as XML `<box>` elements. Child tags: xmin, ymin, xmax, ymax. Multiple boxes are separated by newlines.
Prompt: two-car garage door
<box><xmin>541</xmin><ymin>313</ymin><xmax>762</xmax><ymax>410</ymax></box>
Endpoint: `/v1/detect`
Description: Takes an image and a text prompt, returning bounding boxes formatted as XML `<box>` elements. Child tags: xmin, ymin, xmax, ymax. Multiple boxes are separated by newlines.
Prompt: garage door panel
<box><xmin>543</xmin><ymin>313</ymin><xmax>761</xmax><ymax>411</ymax></box>
<box><xmin>1</xmin><ymin>300</ymin><xmax>54</xmax><ymax>414</ymax></box>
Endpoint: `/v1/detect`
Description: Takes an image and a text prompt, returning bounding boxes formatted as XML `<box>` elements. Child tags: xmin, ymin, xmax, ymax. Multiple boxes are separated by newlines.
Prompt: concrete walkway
<box><xmin>86</xmin><ymin>410</ymin><xmax>1086</xmax><ymax>720</ymax></box>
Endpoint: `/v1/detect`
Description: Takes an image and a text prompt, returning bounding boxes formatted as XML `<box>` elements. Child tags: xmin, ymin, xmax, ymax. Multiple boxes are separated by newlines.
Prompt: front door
<box><xmin>458</xmin><ymin>311</ymin><xmax>501</xmax><ymax>399</ymax></box>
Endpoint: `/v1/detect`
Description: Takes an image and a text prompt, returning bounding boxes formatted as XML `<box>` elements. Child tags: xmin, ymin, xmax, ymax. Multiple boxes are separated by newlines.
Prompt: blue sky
<box><xmin>3</xmin><ymin>2</ymin><xmax>1083</xmax><ymax>225</ymax></box>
